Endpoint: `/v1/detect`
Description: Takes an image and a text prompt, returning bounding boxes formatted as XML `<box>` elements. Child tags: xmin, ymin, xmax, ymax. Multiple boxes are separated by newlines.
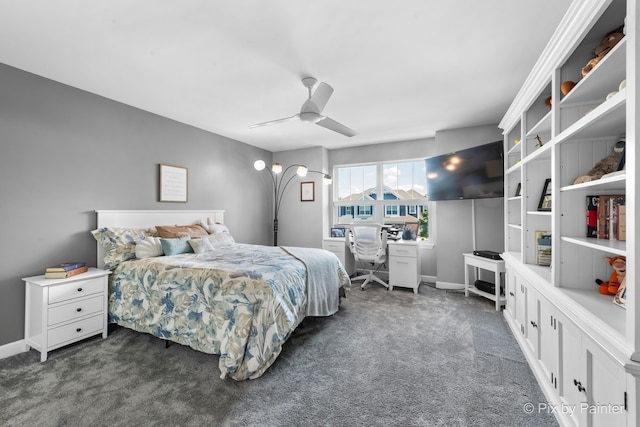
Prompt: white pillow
<box><xmin>188</xmin><ymin>238</ymin><xmax>215</xmax><ymax>254</ymax></box>
<box><xmin>207</xmin><ymin>233</ymin><xmax>235</xmax><ymax>248</ymax></box>
<box><xmin>199</xmin><ymin>220</ymin><xmax>230</xmax><ymax>235</ymax></box>
<box><xmin>135</xmin><ymin>236</ymin><xmax>164</xmax><ymax>259</ymax></box>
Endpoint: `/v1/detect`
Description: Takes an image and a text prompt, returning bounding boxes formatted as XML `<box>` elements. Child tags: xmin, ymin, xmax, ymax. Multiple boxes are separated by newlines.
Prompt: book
<box><xmin>45</xmin><ymin>261</ymin><xmax>86</xmax><ymax>273</ymax></box>
<box><xmin>618</xmin><ymin>205</ymin><xmax>626</xmax><ymax>241</ymax></box>
<box><xmin>44</xmin><ymin>265</ymin><xmax>88</xmax><ymax>279</ymax></box>
<box><xmin>535</xmin><ymin>231</ymin><xmax>551</xmax><ymax>266</ymax></box>
<box><xmin>596</xmin><ymin>195</ymin><xmax>613</xmax><ymax>239</ymax></box>
<box><xmin>586</xmin><ymin>195</ymin><xmax>598</xmax><ymax>238</ymax></box>
<box><xmin>608</xmin><ymin>196</ymin><xmax>625</xmax><ymax>240</ymax></box>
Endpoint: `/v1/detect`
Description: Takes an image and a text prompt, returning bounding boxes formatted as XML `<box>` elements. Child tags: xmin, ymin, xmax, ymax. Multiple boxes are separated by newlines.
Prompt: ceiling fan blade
<box><xmin>249</xmin><ymin>114</ymin><xmax>299</xmax><ymax>128</ymax></box>
<box><xmin>316</xmin><ymin>116</ymin><xmax>357</xmax><ymax>137</ymax></box>
<box><xmin>309</xmin><ymin>82</ymin><xmax>334</xmax><ymax>113</ymax></box>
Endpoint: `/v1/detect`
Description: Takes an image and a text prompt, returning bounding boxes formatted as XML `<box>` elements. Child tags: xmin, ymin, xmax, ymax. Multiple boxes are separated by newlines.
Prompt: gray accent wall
<box><xmin>433</xmin><ymin>124</ymin><xmax>505</xmax><ymax>287</ymax></box>
<box><xmin>0</xmin><ymin>64</ymin><xmax>272</xmax><ymax>346</ymax></box>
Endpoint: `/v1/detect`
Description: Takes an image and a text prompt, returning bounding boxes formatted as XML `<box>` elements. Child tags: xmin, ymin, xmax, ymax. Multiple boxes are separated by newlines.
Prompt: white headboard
<box><xmin>95</xmin><ymin>209</ymin><xmax>225</xmax><ymax>269</ymax></box>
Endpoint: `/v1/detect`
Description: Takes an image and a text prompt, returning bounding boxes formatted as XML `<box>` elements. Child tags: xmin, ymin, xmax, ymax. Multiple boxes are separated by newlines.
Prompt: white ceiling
<box><xmin>0</xmin><ymin>0</ymin><xmax>572</xmax><ymax>152</ymax></box>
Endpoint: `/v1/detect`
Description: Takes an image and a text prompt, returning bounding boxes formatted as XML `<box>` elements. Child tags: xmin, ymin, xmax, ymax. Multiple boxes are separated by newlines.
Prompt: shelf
<box><xmin>520</xmin><ymin>139</ymin><xmax>553</xmax><ymax>165</ymax></box>
<box><xmin>508</xmin><ymin>224</ymin><xmax>522</xmax><ymax>230</ymax></box>
<box><xmin>561</xmin><ymin>236</ymin><xmax>626</xmax><ymax>255</ymax></box>
<box><xmin>560</xmin><ymin>172</ymin><xmax>626</xmax><ymax>192</ymax></box>
<box><xmin>556</xmin><ymin>88</ymin><xmax>626</xmax><ymax>144</ymax></box>
<box><xmin>560</xmin><ymin>38</ymin><xmax>627</xmax><ymax>107</ymax></box>
<box><xmin>526</xmin><ymin>109</ymin><xmax>552</xmax><ymax>137</ymax></box>
<box><xmin>507</xmin><ymin>196</ymin><xmax>522</xmax><ymax>201</ymax></box>
<box><xmin>506</xmin><ymin>163</ymin><xmax>522</xmax><ymax>175</ymax></box>
<box><xmin>468</xmin><ymin>286</ymin><xmax>507</xmax><ymax>305</ymax></box>
<box><xmin>559</xmin><ymin>288</ymin><xmax>626</xmax><ymax>341</ymax></box>
<box><xmin>526</xmin><ymin>210</ymin><xmax>552</xmax><ymax>216</ymax></box>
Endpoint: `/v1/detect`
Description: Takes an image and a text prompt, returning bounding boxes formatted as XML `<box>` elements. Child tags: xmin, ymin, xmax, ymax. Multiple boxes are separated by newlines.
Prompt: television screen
<box><xmin>425</xmin><ymin>141</ymin><xmax>504</xmax><ymax>201</ymax></box>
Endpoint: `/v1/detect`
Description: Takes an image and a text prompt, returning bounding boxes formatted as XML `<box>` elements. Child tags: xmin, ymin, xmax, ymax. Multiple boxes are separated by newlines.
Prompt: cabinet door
<box><xmin>539</xmin><ymin>300</ymin><xmax>559</xmax><ymax>392</ymax></box>
<box><xmin>586</xmin><ymin>339</ymin><xmax>627</xmax><ymax>426</ymax></box>
<box><xmin>505</xmin><ymin>268</ymin><xmax>517</xmax><ymax>319</ymax></box>
<box><xmin>525</xmin><ymin>285</ymin><xmax>538</xmax><ymax>355</ymax></box>
<box><xmin>559</xmin><ymin>319</ymin><xmax>587</xmax><ymax>427</ymax></box>
<box><xmin>515</xmin><ymin>273</ymin><xmax>527</xmax><ymax>336</ymax></box>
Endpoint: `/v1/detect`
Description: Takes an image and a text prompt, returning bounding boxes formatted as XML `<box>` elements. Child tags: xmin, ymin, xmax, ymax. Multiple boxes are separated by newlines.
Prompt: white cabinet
<box><xmin>388</xmin><ymin>240</ymin><xmax>420</xmax><ymax>294</ymax></box>
<box><xmin>500</xmin><ymin>0</ymin><xmax>639</xmax><ymax>424</ymax></box>
<box><xmin>323</xmin><ymin>237</ymin><xmax>355</xmax><ymax>276</ymax></box>
<box><xmin>23</xmin><ymin>268</ymin><xmax>111</xmax><ymax>362</ymax></box>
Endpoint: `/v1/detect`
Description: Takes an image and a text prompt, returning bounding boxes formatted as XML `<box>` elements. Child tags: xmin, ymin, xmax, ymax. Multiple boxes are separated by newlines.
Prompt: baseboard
<box><xmin>0</xmin><ymin>339</ymin><xmax>28</xmax><ymax>360</ymax></box>
<box><xmin>421</xmin><ymin>275</ymin><xmax>437</xmax><ymax>283</ymax></box>
<box><xmin>435</xmin><ymin>281</ymin><xmax>464</xmax><ymax>290</ymax></box>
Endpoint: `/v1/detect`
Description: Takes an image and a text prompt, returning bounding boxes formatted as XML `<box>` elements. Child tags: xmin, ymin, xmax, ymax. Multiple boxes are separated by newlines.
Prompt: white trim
<box><xmin>0</xmin><ymin>339</ymin><xmax>28</xmax><ymax>360</ymax></box>
<box><xmin>421</xmin><ymin>274</ymin><xmax>437</xmax><ymax>283</ymax></box>
<box><xmin>435</xmin><ymin>281</ymin><xmax>465</xmax><ymax>291</ymax></box>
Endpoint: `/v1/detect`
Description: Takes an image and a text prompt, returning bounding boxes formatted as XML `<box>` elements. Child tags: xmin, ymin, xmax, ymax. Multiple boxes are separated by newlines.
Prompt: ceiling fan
<box><xmin>249</xmin><ymin>77</ymin><xmax>357</xmax><ymax>137</ymax></box>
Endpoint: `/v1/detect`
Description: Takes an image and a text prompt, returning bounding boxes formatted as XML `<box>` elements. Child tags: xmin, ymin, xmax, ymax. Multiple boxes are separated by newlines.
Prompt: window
<box><xmin>334</xmin><ymin>159</ymin><xmax>430</xmax><ymax>239</ymax></box>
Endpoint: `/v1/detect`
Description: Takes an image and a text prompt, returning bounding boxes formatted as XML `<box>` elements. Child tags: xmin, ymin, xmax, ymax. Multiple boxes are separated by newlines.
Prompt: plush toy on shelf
<box><xmin>573</xmin><ymin>139</ymin><xmax>625</xmax><ymax>184</ymax></box>
<box><xmin>595</xmin><ymin>255</ymin><xmax>626</xmax><ymax>295</ymax></box>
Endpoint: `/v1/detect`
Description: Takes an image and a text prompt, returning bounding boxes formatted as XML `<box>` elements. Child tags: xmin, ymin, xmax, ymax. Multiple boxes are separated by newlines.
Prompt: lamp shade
<box><xmin>254</xmin><ymin>160</ymin><xmax>266</xmax><ymax>171</ymax></box>
<box><xmin>296</xmin><ymin>165</ymin><xmax>308</xmax><ymax>176</ymax></box>
<box><xmin>272</xmin><ymin>163</ymin><xmax>283</xmax><ymax>174</ymax></box>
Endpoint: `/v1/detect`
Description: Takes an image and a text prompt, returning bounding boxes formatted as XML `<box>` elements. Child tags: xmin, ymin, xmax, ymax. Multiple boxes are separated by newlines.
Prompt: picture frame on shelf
<box><xmin>537</xmin><ymin>179</ymin><xmax>551</xmax><ymax>211</ymax></box>
<box><xmin>515</xmin><ymin>183</ymin><xmax>521</xmax><ymax>197</ymax></box>
<box><xmin>535</xmin><ymin>231</ymin><xmax>551</xmax><ymax>266</ymax></box>
<box><xmin>300</xmin><ymin>181</ymin><xmax>315</xmax><ymax>202</ymax></box>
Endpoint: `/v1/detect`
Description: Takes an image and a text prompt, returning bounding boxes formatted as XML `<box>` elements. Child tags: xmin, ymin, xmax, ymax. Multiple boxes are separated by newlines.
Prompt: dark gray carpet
<box><xmin>0</xmin><ymin>284</ymin><xmax>557</xmax><ymax>427</ymax></box>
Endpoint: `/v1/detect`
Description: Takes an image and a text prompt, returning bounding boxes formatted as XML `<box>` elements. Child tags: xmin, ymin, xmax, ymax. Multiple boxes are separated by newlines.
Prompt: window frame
<box><xmin>332</xmin><ymin>159</ymin><xmax>431</xmax><ymax>236</ymax></box>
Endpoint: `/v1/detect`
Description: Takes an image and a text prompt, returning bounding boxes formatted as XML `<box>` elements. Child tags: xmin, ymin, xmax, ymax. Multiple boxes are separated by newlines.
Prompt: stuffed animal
<box><xmin>573</xmin><ymin>140</ymin><xmax>624</xmax><ymax>184</ymax></box>
<box><xmin>595</xmin><ymin>255</ymin><xmax>626</xmax><ymax>295</ymax></box>
<box><xmin>582</xmin><ymin>27</ymin><xmax>624</xmax><ymax>77</ymax></box>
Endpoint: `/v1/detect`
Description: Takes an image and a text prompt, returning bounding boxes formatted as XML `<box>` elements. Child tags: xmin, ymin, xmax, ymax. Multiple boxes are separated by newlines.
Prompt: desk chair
<box><xmin>347</xmin><ymin>224</ymin><xmax>388</xmax><ymax>290</ymax></box>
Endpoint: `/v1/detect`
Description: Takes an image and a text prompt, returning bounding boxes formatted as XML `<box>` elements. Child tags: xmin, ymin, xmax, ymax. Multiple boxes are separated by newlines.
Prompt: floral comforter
<box><xmin>109</xmin><ymin>243</ymin><xmax>350</xmax><ymax>380</ymax></box>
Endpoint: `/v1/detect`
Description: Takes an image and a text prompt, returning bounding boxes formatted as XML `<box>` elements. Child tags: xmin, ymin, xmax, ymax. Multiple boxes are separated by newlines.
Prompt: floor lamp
<box><xmin>254</xmin><ymin>160</ymin><xmax>331</xmax><ymax>246</ymax></box>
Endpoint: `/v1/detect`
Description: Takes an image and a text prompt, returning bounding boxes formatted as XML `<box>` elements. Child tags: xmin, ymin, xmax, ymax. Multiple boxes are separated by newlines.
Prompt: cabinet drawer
<box><xmin>48</xmin><ymin>277</ymin><xmax>104</xmax><ymax>304</ymax></box>
<box><xmin>323</xmin><ymin>241</ymin><xmax>346</xmax><ymax>254</ymax></box>
<box><xmin>389</xmin><ymin>245</ymin><xmax>416</xmax><ymax>258</ymax></box>
<box><xmin>48</xmin><ymin>315</ymin><xmax>104</xmax><ymax>348</ymax></box>
<box><xmin>48</xmin><ymin>294</ymin><xmax>104</xmax><ymax>326</ymax></box>
<box><xmin>390</xmin><ymin>257</ymin><xmax>418</xmax><ymax>284</ymax></box>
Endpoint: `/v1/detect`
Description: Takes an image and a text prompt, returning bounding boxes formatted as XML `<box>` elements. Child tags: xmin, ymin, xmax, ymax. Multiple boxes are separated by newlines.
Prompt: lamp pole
<box><xmin>254</xmin><ymin>160</ymin><xmax>331</xmax><ymax>246</ymax></box>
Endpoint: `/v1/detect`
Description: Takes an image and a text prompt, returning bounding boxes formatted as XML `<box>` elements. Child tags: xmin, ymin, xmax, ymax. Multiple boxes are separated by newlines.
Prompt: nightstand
<box><xmin>23</xmin><ymin>267</ymin><xmax>111</xmax><ymax>361</ymax></box>
<box><xmin>388</xmin><ymin>240</ymin><xmax>421</xmax><ymax>294</ymax></box>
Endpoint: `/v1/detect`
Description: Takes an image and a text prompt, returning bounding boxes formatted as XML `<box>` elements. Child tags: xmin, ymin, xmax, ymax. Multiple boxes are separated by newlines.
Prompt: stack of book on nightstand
<box><xmin>44</xmin><ymin>262</ymin><xmax>88</xmax><ymax>279</ymax></box>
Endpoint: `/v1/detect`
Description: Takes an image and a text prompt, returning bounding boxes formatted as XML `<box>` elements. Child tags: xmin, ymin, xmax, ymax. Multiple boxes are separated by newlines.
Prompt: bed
<box><xmin>93</xmin><ymin>210</ymin><xmax>350</xmax><ymax>380</ymax></box>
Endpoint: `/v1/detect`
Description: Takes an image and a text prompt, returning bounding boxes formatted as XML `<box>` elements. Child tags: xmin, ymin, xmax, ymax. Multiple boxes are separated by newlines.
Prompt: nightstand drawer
<box><xmin>323</xmin><ymin>241</ymin><xmax>346</xmax><ymax>254</ymax></box>
<box><xmin>48</xmin><ymin>314</ymin><xmax>104</xmax><ymax>348</ymax></box>
<box><xmin>48</xmin><ymin>294</ymin><xmax>104</xmax><ymax>326</ymax></box>
<box><xmin>48</xmin><ymin>277</ymin><xmax>104</xmax><ymax>304</ymax></box>
<box><xmin>389</xmin><ymin>244</ymin><xmax>417</xmax><ymax>258</ymax></box>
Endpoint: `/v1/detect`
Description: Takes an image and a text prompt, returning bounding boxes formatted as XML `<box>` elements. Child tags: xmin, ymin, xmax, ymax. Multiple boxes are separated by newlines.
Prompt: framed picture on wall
<box><xmin>159</xmin><ymin>164</ymin><xmax>188</xmax><ymax>202</ymax></box>
<box><xmin>515</xmin><ymin>183</ymin><xmax>521</xmax><ymax>197</ymax></box>
<box><xmin>301</xmin><ymin>181</ymin><xmax>315</xmax><ymax>202</ymax></box>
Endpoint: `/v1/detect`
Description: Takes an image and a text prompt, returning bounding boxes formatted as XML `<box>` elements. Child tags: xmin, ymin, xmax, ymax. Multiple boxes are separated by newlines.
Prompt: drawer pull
<box><xmin>76</xmin><ymin>328</ymin><xmax>82</xmax><ymax>333</ymax></box>
<box><xmin>77</xmin><ymin>288</ymin><xmax>83</xmax><ymax>292</ymax></box>
<box><xmin>76</xmin><ymin>308</ymin><xmax>83</xmax><ymax>313</ymax></box>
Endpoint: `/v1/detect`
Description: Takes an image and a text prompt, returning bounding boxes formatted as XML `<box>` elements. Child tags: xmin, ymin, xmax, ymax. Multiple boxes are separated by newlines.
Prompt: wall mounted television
<box><xmin>425</xmin><ymin>140</ymin><xmax>504</xmax><ymax>201</ymax></box>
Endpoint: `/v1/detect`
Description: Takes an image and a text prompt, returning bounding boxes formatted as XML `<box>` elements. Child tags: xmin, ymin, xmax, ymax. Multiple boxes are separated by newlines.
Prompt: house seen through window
<box><xmin>334</xmin><ymin>159</ymin><xmax>430</xmax><ymax>239</ymax></box>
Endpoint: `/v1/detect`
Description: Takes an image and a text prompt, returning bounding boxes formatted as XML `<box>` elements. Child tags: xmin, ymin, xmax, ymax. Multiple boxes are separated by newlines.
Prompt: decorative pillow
<box><xmin>160</xmin><ymin>236</ymin><xmax>194</xmax><ymax>256</ymax></box>
<box><xmin>135</xmin><ymin>236</ymin><xmax>164</xmax><ymax>259</ymax></box>
<box><xmin>199</xmin><ymin>220</ymin><xmax>230</xmax><ymax>235</ymax></box>
<box><xmin>155</xmin><ymin>224</ymin><xmax>209</xmax><ymax>239</ymax></box>
<box><xmin>207</xmin><ymin>233</ymin><xmax>235</xmax><ymax>248</ymax></box>
<box><xmin>188</xmin><ymin>238</ymin><xmax>215</xmax><ymax>254</ymax></box>
<box><xmin>91</xmin><ymin>227</ymin><xmax>154</xmax><ymax>269</ymax></box>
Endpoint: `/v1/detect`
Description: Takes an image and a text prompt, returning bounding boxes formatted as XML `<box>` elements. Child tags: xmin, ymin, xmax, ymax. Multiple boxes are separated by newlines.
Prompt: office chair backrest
<box><xmin>350</xmin><ymin>224</ymin><xmax>387</xmax><ymax>262</ymax></box>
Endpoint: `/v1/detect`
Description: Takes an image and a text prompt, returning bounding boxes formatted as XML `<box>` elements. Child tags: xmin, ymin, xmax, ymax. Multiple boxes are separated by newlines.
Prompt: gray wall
<box><xmin>433</xmin><ymin>124</ymin><xmax>505</xmax><ymax>287</ymax></box>
<box><xmin>0</xmin><ymin>64</ymin><xmax>272</xmax><ymax>346</ymax></box>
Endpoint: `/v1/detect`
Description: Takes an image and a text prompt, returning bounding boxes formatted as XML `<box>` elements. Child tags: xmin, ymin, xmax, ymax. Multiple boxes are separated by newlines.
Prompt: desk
<box><xmin>323</xmin><ymin>238</ymin><xmax>355</xmax><ymax>276</ymax></box>
<box><xmin>463</xmin><ymin>253</ymin><xmax>506</xmax><ymax>311</ymax></box>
